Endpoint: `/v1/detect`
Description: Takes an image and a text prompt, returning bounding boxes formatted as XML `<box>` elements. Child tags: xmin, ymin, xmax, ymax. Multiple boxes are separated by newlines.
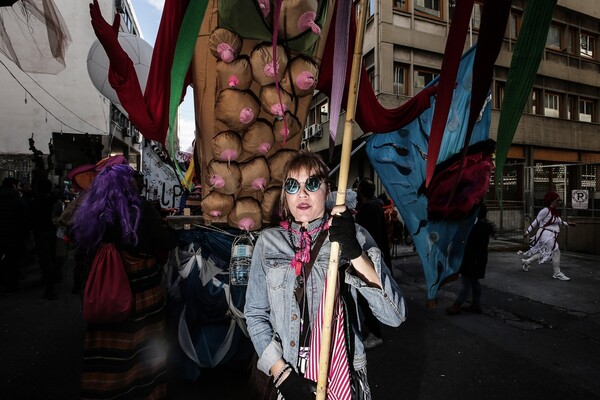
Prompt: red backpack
<box><xmin>82</xmin><ymin>243</ymin><xmax>133</xmax><ymax>324</ymax></box>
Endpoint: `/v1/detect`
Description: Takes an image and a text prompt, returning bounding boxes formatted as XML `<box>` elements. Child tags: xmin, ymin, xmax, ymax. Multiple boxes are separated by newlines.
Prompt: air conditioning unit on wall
<box><xmin>304</xmin><ymin>124</ymin><xmax>323</xmax><ymax>140</ymax></box>
<box><xmin>302</xmin><ymin>129</ymin><xmax>310</xmax><ymax>141</ymax></box>
<box><xmin>312</xmin><ymin>124</ymin><xmax>323</xmax><ymax>138</ymax></box>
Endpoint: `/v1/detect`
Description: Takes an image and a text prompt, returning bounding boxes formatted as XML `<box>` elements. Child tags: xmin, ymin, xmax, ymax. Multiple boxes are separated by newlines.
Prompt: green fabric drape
<box><xmin>495</xmin><ymin>0</ymin><xmax>557</xmax><ymax>201</ymax></box>
<box><xmin>167</xmin><ymin>0</ymin><xmax>208</xmax><ymax>187</ymax></box>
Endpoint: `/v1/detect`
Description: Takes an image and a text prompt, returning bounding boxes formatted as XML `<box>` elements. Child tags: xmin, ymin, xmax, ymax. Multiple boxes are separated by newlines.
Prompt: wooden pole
<box><xmin>316</xmin><ymin>0</ymin><xmax>368</xmax><ymax>398</ymax></box>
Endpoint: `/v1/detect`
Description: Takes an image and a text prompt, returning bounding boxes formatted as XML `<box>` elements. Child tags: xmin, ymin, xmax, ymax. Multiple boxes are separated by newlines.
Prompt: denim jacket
<box><xmin>245</xmin><ymin>218</ymin><xmax>406</xmax><ymax>376</ymax></box>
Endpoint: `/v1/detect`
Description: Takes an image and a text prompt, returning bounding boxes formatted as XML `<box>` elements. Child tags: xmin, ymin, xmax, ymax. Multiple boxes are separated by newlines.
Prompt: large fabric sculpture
<box><xmin>90</xmin><ymin>0</ymin><xmax>442</xmax><ymax>230</ymax></box>
<box><xmin>91</xmin><ymin>0</ymin><xmax>523</xmax><ymax>303</ymax></box>
<box><xmin>191</xmin><ymin>0</ymin><xmax>335</xmax><ymax>230</ymax></box>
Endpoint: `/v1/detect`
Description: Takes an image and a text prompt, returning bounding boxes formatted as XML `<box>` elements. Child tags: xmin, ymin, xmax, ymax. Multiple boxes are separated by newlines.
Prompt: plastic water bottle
<box><xmin>230</xmin><ymin>235</ymin><xmax>254</xmax><ymax>286</ymax></box>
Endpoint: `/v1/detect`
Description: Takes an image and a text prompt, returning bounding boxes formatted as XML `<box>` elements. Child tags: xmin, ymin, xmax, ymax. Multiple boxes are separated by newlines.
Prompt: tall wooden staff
<box><xmin>316</xmin><ymin>0</ymin><xmax>368</xmax><ymax>398</ymax></box>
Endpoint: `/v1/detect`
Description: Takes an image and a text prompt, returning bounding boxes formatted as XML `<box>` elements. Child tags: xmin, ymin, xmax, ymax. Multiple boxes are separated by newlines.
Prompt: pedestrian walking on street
<box><xmin>446</xmin><ymin>203</ymin><xmax>496</xmax><ymax>315</ymax></box>
<box><xmin>71</xmin><ymin>164</ymin><xmax>177</xmax><ymax>399</ymax></box>
<box><xmin>520</xmin><ymin>191</ymin><xmax>575</xmax><ymax>281</ymax></box>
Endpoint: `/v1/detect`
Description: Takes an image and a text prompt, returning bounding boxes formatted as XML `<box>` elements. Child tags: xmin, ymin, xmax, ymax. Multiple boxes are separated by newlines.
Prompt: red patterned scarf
<box><xmin>280</xmin><ymin>220</ymin><xmax>329</xmax><ymax>276</ymax></box>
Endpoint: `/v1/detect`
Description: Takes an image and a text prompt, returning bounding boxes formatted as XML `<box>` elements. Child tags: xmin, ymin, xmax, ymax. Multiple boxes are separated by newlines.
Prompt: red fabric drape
<box><xmin>105</xmin><ymin>0</ymin><xmax>192</xmax><ymax>144</ymax></box>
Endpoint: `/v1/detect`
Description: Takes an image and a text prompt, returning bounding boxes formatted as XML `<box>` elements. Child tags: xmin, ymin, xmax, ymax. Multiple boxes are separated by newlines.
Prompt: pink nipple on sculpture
<box><xmin>209</xmin><ymin>210</ymin><xmax>222</xmax><ymax>217</ymax></box>
<box><xmin>257</xmin><ymin>0</ymin><xmax>270</xmax><ymax>17</ymax></box>
<box><xmin>279</xmin><ymin>127</ymin><xmax>290</xmax><ymax>140</ymax></box>
<box><xmin>209</xmin><ymin>175</ymin><xmax>225</xmax><ymax>189</ymax></box>
<box><xmin>298</xmin><ymin>12</ymin><xmax>321</xmax><ymax>35</ymax></box>
<box><xmin>271</xmin><ymin>103</ymin><xmax>288</xmax><ymax>116</ymax></box>
<box><xmin>228</xmin><ymin>75</ymin><xmax>239</xmax><ymax>88</ymax></box>
<box><xmin>264</xmin><ymin>62</ymin><xmax>276</xmax><ymax>77</ymax></box>
<box><xmin>216</xmin><ymin>43</ymin><xmax>235</xmax><ymax>63</ymax></box>
<box><xmin>252</xmin><ymin>178</ymin><xmax>267</xmax><ymax>191</ymax></box>
<box><xmin>240</xmin><ymin>108</ymin><xmax>255</xmax><ymax>124</ymax></box>
<box><xmin>220</xmin><ymin>149</ymin><xmax>238</xmax><ymax>162</ymax></box>
<box><xmin>258</xmin><ymin>142</ymin><xmax>271</xmax><ymax>153</ymax></box>
<box><xmin>296</xmin><ymin>71</ymin><xmax>315</xmax><ymax>90</ymax></box>
<box><xmin>238</xmin><ymin>217</ymin><xmax>255</xmax><ymax>231</ymax></box>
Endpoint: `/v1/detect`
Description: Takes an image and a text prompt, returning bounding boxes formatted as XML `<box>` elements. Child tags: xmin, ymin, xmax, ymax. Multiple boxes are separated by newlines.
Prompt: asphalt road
<box><xmin>1</xmin><ymin>241</ymin><xmax>599</xmax><ymax>399</ymax></box>
<box><xmin>369</xmin><ymin>251</ymin><xmax>600</xmax><ymax>400</ymax></box>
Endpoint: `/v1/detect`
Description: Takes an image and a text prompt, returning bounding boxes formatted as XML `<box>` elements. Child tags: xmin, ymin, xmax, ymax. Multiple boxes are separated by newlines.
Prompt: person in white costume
<box><xmin>521</xmin><ymin>191</ymin><xmax>576</xmax><ymax>281</ymax></box>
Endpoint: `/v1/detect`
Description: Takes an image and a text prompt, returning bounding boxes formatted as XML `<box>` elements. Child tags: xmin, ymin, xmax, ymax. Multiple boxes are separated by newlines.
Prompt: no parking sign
<box><xmin>571</xmin><ymin>190</ymin><xmax>588</xmax><ymax>209</ymax></box>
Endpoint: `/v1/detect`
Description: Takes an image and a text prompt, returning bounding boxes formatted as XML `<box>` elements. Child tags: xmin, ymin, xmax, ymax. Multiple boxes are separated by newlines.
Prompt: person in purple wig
<box><xmin>72</xmin><ymin>164</ymin><xmax>142</xmax><ymax>252</ymax></box>
<box><xmin>71</xmin><ymin>163</ymin><xmax>177</xmax><ymax>399</ymax></box>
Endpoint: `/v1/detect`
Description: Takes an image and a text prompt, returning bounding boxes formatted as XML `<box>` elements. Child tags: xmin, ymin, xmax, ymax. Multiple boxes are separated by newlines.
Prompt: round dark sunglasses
<box><xmin>284</xmin><ymin>176</ymin><xmax>323</xmax><ymax>194</ymax></box>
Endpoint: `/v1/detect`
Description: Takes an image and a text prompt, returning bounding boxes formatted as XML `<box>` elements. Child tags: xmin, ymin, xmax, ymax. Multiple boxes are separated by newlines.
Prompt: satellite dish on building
<box><xmin>86</xmin><ymin>33</ymin><xmax>153</xmax><ymax>110</ymax></box>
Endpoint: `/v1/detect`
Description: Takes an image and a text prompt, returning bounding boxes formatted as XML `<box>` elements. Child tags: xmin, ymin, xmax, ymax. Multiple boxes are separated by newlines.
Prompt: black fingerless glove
<box><xmin>278</xmin><ymin>370</ymin><xmax>316</xmax><ymax>400</ymax></box>
<box><xmin>329</xmin><ymin>209</ymin><xmax>363</xmax><ymax>260</ymax></box>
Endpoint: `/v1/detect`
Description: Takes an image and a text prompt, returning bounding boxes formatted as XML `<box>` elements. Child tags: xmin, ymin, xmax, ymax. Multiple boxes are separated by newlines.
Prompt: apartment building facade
<box><xmin>0</xmin><ymin>0</ymin><xmax>143</xmax><ymax>186</ymax></box>
<box><xmin>302</xmin><ymin>0</ymin><xmax>600</xmax><ymax>250</ymax></box>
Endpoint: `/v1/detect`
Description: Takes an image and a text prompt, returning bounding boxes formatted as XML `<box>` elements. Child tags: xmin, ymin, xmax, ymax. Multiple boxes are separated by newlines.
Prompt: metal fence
<box><xmin>375</xmin><ymin>161</ymin><xmax>600</xmax><ymax>255</ymax></box>
<box><xmin>489</xmin><ymin>162</ymin><xmax>600</xmax><ymax>255</ymax></box>
<box><xmin>0</xmin><ymin>155</ymin><xmax>34</xmax><ymax>184</ymax></box>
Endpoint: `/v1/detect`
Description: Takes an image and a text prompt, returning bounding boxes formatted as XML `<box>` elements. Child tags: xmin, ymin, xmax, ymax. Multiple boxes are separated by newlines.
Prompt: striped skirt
<box><xmin>81</xmin><ymin>252</ymin><xmax>168</xmax><ymax>400</ymax></box>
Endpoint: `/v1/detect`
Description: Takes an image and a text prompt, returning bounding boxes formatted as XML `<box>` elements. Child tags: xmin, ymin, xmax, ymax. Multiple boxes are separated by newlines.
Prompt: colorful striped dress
<box><xmin>80</xmin><ymin>201</ymin><xmax>175</xmax><ymax>400</ymax></box>
<box><xmin>80</xmin><ymin>252</ymin><xmax>168</xmax><ymax>400</ymax></box>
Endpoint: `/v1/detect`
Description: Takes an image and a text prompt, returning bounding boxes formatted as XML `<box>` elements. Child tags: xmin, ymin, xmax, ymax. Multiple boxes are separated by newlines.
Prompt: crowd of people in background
<box><xmin>1</xmin><ymin>156</ymin><xmax>179</xmax><ymax>399</ymax></box>
<box><xmin>1</xmin><ymin>150</ymin><xmax>577</xmax><ymax>400</ymax></box>
<box><xmin>0</xmin><ymin>175</ymin><xmax>77</xmax><ymax>299</ymax></box>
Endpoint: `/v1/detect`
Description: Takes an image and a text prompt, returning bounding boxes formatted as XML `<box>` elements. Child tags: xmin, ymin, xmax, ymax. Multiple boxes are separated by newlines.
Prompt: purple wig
<box><xmin>72</xmin><ymin>164</ymin><xmax>142</xmax><ymax>252</ymax></box>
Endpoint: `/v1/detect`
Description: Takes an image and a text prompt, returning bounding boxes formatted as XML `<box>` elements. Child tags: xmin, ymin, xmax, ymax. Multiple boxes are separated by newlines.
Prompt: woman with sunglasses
<box><xmin>245</xmin><ymin>150</ymin><xmax>406</xmax><ymax>400</ymax></box>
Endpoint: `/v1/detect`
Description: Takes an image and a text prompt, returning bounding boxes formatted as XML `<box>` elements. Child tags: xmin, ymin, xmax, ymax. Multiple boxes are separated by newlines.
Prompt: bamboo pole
<box><xmin>316</xmin><ymin>0</ymin><xmax>368</xmax><ymax>398</ymax></box>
